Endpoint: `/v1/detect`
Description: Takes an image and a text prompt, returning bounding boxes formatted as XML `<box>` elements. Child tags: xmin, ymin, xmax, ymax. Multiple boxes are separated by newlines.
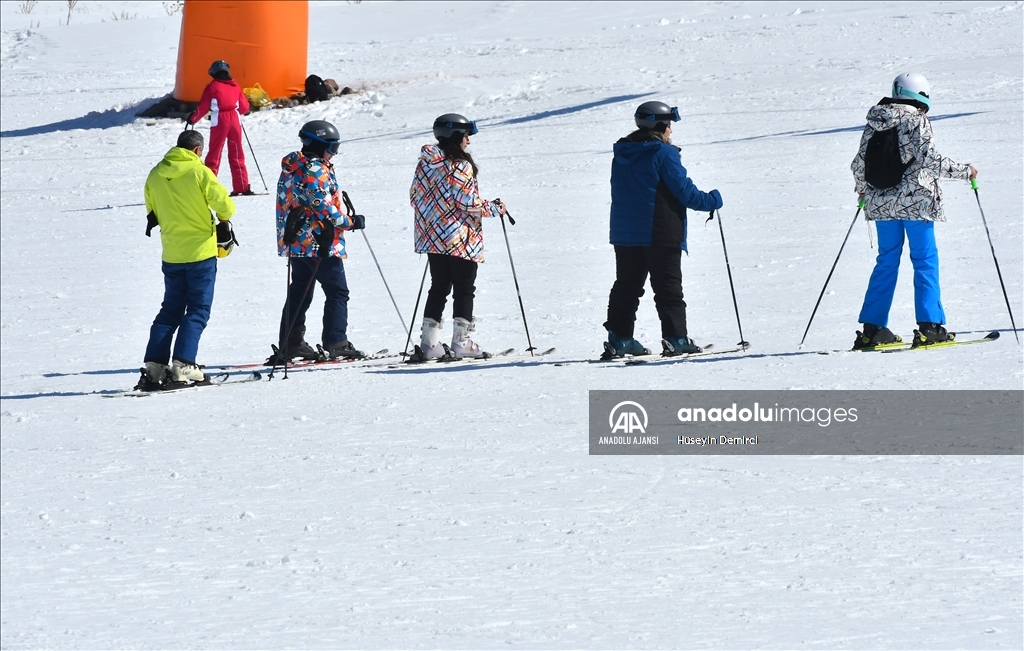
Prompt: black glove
<box><xmin>145</xmin><ymin>211</ymin><xmax>159</xmax><ymax>237</ymax></box>
<box><xmin>350</xmin><ymin>214</ymin><xmax>366</xmax><ymax>231</ymax></box>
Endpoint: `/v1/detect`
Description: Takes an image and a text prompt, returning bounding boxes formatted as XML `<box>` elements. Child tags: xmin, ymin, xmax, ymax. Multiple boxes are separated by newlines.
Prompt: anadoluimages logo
<box><xmin>609</xmin><ymin>401</ymin><xmax>648</xmax><ymax>434</ymax></box>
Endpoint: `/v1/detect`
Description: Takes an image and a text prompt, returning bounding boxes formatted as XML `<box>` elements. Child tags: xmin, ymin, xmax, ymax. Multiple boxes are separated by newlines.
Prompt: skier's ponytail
<box><xmin>437</xmin><ymin>134</ymin><xmax>479</xmax><ymax>178</ymax></box>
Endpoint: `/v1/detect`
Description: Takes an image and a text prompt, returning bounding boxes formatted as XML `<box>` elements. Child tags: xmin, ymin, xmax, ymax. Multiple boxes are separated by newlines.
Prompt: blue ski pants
<box><xmin>858</xmin><ymin>220</ymin><xmax>945</xmax><ymax>327</ymax></box>
<box><xmin>279</xmin><ymin>256</ymin><xmax>350</xmax><ymax>348</ymax></box>
<box><xmin>144</xmin><ymin>256</ymin><xmax>217</xmax><ymax>365</ymax></box>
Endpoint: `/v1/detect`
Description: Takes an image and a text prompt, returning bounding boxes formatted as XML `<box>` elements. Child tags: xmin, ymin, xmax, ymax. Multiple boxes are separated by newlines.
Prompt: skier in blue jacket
<box><xmin>603</xmin><ymin>101</ymin><xmax>723</xmax><ymax>358</ymax></box>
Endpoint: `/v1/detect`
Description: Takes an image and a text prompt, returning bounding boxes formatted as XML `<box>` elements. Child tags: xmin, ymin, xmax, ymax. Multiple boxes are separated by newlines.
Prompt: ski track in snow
<box><xmin>1</xmin><ymin>1</ymin><xmax>1022</xmax><ymax>648</ymax></box>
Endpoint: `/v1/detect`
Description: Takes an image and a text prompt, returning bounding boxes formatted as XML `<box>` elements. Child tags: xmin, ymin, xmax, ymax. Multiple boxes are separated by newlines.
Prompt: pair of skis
<box><xmin>548</xmin><ymin>341</ymin><xmax>749</xmax><ymax>367</ymax></box>
<box><xmin>386</xmin><ymin>347</ymin><xmax>557</xmax><ymax>369</ymax></box>
<box><xmin>105</xmin><ymin>370</ymin><xmax>262</xmax><ymax>398</ymax></box>
<box><xmin>820</xmin><ymin>331</ymin><xmax>1001</xmax><ymax>355</ymax></box>
<box><xmin>209</xmin><ymin>348</ymin><xmax>398</xmax><ymax>372</ymax></box>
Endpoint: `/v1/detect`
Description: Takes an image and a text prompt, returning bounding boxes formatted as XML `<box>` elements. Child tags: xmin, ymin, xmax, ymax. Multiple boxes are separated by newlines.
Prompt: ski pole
<box><xmin>270</xmin><ymin>256</ymin><xmax>322</xmax><ymax>379</ymax></box>
<box><xmin>270</xmin><ymin>257</ymin><xmax>293</xmax><ymax>380</ymax></box>
<box><xmin>240</xmin><ymin>122</ymin><xmax>269</xmax><ymax>193</ymax></box>
<box><xmin>341</xmin><ymin>191</ymin><xmax>409</xmax><ymax>340</ymax></box>
<box><xmin>707</xmin><ymin>209</ymin><xmax>750</xmax><ymax>349</ymax></box>
<box><xmin>798</xmin><ymin>201</ymin><xmax>863</xmax><ymax>348</ymax></box>
<box><xmin>496</xmin><ymin>202</ymin><xmax>536</xmax><ymax>355</ymax></box>
<box><xmin>971</xmin><ymin>179</ymin><xmax>1019</xmax><ymax>343</ymax></box>
<box><xmin>402</xmin><ymin>258</ymin><xmax>429</xmax><ymax>359</ymax></box>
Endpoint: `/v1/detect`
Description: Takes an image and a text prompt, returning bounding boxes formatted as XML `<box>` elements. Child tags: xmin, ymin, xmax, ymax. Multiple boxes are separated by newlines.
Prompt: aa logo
<box><xmin>609</xmin><ymin>401</ymin><xmax>648</xmax><ymax>434</ymax></box>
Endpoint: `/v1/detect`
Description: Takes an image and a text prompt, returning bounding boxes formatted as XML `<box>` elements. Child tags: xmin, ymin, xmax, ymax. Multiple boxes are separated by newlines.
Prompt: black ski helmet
<box><xmin>433</xmin><ymin>113</ymin><xmax>479</xmax><ymax>140</ymax></box>
<box><xmin>299</xmin><ymin>120</ymin><xmax>341</xmax><ymax>156</ymax></box>
<box><xmin>208</xmin><ymin>60</ymin><xmax>230</xmax><ymax>77</ymax></box>
<box><xmin>634</xmin><ymin>101</ymin><xmax>681</xmax><ymax>130</ymax></box>
<box><xmin>299</xmin><ymin>120</ymin><xmax>340</xmax><ymax>144</ymax></box>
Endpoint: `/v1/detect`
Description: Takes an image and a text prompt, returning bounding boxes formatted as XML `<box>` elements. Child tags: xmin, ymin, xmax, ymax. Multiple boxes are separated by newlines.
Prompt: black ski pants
<box><xmin>424</xmin><ymin>253</ymin><xmax>478</xmax><ymax>322</ymax></box>
<box><xmin>605</xmin><ymin>245</ymin><xmax>688</xmax><ymax>339</ymax></box>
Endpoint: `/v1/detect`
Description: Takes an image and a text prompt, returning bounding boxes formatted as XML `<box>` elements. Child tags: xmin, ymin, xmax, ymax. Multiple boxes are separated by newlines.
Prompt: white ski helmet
<box><xmin>892</xmin><ymin>72</ymin><xmax>931</xmax><ymax>111</ymax></box>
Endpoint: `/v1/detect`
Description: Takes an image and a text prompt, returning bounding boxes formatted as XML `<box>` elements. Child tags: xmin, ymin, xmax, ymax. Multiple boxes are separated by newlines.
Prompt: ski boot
<box><xmin>134</xmin><ymin>361</ymin><xmax>168</xmax><ymax>392</ymax></box>
<box><xmin>323</xmin><ymin>340</ymin><xmax>365</xmax><ymax>360</ymax></box>
<box><xmin>407</xmin><ymin>318</ymin><xmax>447</xmax><ymax>363</ymax></box>
<box><xmin>169</xmin><ymin>359</ymin><xmax>208</xmax><ymax>387</ymax></box>
<box><xmin>662</xmin><ymin>336</ymin><xmax>702</xmax><ymax>357</ymax></box>
<box><xmin>912</xmin><ymin>322</ymin><xmax>954</xmax><ymax>348</ymax></box>
<box><xmin>265</xmin><ymin>339</ymin><xmax>321</xmax><ymax>365</ymax></box>
<box><xmin>853</xmin><ymin>324</ymin><xmax>903</xmax><ymax>351</ymax></box>
<box><xmin>602</xmin><ymin>330</ymin><xmax>652</xmax><ymax>359</ymax></box>
<box><xmin>230</xmin><ymin>186</ymin><xmax>256</xmax><ymax>197</ymax></box>
<box><xmin>450</xmin><ymin>317</ymin><xmax>487</xmax><ymax>359</ymax></box>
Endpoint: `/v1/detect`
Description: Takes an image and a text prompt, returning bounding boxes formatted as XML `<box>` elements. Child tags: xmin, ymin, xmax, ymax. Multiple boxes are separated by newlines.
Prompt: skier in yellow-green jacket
<box><xmin>138</xmin><ymin>129</ymin><xmax>235</xmax><ymax>391</ymax></box>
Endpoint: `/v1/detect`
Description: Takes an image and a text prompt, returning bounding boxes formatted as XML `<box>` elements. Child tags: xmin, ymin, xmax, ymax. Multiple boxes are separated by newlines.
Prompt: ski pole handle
<box><xmin>342</xmin><ymin>190</ymin><xmax>356</xmax><ymax>216</ymax></box>
<box><xmin>858</xmin><ymin>197</ymin><xmax>865</xmax><ymax>210</ymax></box>
<box><xmin>971</xmin><ymin>178</ymin><xmax>979</xmax><ymax>191</ymax></box>
<box><xmin>495</xmin><ymin>200</ymin><xmax>514</xmax><ymax>225</ymax></box>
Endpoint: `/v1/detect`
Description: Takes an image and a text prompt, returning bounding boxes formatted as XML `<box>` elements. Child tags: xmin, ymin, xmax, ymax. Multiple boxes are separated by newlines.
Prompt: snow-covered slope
<box><xmin>2</xmin><ymin>1</ymin><xmax>1021</xmax><ymax>647</ymax></box>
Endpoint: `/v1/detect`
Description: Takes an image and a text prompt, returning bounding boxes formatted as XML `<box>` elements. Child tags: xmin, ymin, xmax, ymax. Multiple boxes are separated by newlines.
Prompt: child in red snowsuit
<box><xmin>188</xmin><ymin>60</ymin><xmax>252</xmax><ymax>196</ymax></box>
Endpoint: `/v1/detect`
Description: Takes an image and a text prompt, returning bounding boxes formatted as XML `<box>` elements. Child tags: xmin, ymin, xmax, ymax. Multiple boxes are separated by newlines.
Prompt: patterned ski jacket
<box><xmin>410</xmin><ymin>144</ymin><xmax>496</xmax><ymax>263</ymax></box>
<box><xmin>851</xmin><ymin>98</ymin><xmax>971</xmax><ymax>222</ymax></box>
<box><xmin>189</xmin><ymin>78</ymin><xmax>250</xmax><ymax>128</ymax></box>
<box><xmin>276</xmin><ymin>151</ymin><xmax>352</xmax><ymax>258</ymax></box>
<box><xmin>609</xmin><ymin>131</ymin><xmax>722</xmax><ymax>252</ymax></box>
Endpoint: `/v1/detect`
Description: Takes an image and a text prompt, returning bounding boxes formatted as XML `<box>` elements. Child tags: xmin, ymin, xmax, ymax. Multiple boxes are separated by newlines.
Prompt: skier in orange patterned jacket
<box><xmin>187</xmin><ymin>60</ymin><xmax>252</xmax><ymax>196</ymax></box>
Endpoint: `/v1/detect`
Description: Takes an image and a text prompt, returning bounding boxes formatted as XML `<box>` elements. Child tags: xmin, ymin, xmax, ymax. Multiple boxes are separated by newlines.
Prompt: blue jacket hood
<box><xmin>613</xmin><ymin>139</ymin><xmax>666</xmax><ymax>166</ymax></box>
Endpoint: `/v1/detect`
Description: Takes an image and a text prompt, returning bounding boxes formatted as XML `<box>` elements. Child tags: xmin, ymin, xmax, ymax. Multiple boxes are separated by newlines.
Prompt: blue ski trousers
<box><xmin>278</xmin><ymin>256</ymin><xmax>350</xmax><ymax>348</ymax></box>
<box><xmin>858</xmin><ymin>220</ymin><xmax>944</xmax><ymax>327</ymax></box>
<box><xmin>144</xmin><ymin>256</ymin><xmax>217</xmax><ymax>365</ymax></box>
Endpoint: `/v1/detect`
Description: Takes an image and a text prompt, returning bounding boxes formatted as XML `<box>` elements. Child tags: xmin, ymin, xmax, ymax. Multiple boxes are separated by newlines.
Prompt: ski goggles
<box><xmin>893</xmin><ymin>85</ymin><xmax>931</xmax><ymax>112</ymax></box>
<box><xmin>635</xmin><ymin>106</ymin><xmax>681</xmax><ymax>124</ymax></box>
<box><xmin>437</xmin><ymin>120</ymin><xmax>479</xmax><ymax>136</ymax></box>
<box><xmin>300</xmin><ymin>131</ymin><xmax>343</xmax><ymax>155</ymax></box>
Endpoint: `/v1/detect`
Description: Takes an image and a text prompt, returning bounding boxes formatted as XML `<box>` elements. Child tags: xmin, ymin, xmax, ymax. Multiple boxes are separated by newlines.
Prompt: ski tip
<box><xmin>738</xmin><ymin>340</ymin><xmax>751</xmax><ymax>351</ymax></box>
<box><xmin>251</xmin><ymin>371</ymin><xmax>262</xmax><ymax>381</ymax></box>
<box><xmin>985</xmin><ymin>331</ymin><xmax>1000</xmax><ymax>341</ymax></box>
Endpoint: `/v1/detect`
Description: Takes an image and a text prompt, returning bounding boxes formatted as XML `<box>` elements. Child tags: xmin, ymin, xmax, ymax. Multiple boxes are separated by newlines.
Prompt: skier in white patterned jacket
<box><xmin>850</xmin><ymin>72</ymin><xmax>977</xmax><ymax>349</ymax></box>
<box><xmin>408</xmin><ymin>113</ymin><xmax>502</xmax><ymax>362</ymax></box>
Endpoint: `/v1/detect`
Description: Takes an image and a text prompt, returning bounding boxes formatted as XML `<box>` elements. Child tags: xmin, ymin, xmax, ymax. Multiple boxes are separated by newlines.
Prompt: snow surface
<box><xmin>2</xmin><ymin>1</ymin><xmax>1022</xmax><ymax>648</ymax></box>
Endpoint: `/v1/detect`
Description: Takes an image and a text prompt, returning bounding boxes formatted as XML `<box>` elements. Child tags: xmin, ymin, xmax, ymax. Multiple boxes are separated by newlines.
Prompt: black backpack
<box><xmin>864</xmin><ymin>127</ymin><xmax>914</xmax><ymax>189</ymax></box>
<box><xmin>304</xmin><ymin>74</ymin><xmax>331</xmax><ymax>103</ymax></box>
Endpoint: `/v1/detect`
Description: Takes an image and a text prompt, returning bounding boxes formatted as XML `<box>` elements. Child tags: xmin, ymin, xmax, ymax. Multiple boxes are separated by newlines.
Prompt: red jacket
<box><xmin>190</xmin><ymin>79</ymin><xmax>250</xmax><ymax>128</ymax></box>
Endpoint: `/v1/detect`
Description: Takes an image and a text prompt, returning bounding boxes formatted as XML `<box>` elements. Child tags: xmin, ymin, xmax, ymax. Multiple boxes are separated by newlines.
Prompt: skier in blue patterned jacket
<box><xmin>267</xmin><ymin>119</ymin><xmax>366</xmax><ymax>365</ymax></box>
<box><xmin>604</xmin><ymin>101</ymin><xmax>723</xmax><ymax>358</ymax></box>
